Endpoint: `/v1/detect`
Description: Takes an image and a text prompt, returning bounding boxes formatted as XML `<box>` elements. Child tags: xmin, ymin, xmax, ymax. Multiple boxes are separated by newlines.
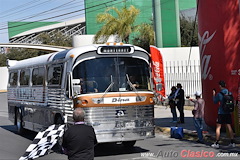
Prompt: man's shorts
<box><xmin>216</xmin><ymin>114</ymin><xmax>232</xmax><ymax>124</ymax></box>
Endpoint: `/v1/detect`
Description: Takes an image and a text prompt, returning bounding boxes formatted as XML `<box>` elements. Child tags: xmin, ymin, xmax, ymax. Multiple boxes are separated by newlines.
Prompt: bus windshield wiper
<box><xmin>126</xmin><ymin>74</ymin><xmax>142</xmax><ymax>101</ymax></box>
<box><xmin>99</xmin><ymin>75</ymin><xmax>114</xmax><ymax>102</ymax></box>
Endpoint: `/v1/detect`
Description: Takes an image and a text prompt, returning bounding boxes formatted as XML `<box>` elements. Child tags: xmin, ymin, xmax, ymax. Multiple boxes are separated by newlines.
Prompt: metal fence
<box><xmin>164</xmin><ymin>59</ymin><xmax>202</xmax><ymax>98</ymax></box>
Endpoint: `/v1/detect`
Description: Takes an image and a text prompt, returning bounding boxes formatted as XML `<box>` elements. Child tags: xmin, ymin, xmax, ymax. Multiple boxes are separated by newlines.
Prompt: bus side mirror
<box><xmin>72</xmin><ymin>79</ymin><xmax>81</xmax><ymax>96</ymax></box>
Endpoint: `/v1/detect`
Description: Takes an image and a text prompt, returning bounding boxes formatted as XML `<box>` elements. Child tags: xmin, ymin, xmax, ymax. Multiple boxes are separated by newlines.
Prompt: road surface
<box><xmin>0</xmin><ymin>92</ymin><xmax>239</xmax><ymax>160</ymax></box>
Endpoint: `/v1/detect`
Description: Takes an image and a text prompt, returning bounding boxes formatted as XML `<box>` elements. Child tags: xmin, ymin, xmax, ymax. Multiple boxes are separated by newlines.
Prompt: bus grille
<box><xmin>83</xmin><ymin>105</ymin><xmax>154</xmax><ymax>122</ymax></box>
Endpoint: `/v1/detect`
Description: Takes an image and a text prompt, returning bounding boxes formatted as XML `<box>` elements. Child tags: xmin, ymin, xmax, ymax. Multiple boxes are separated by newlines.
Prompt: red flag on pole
<box><xmin>150</xmin><ymin>45</ymin><xmax>166</xmax><ymax>98</ymax></box>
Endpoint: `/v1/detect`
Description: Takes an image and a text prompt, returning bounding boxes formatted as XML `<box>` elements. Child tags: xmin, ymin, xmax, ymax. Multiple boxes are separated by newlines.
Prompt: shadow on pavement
<box><xmin>94</xmin><ymin>143</ymin><xmax>149</xmax><ymax>157</ymax></box>
<box><xmin>155</xmin><ymin>117</ymin><xmax>197</xmax><ymax>130</ymax></box>
<box><xmin>0</xmin><ymin>124</ymin><xmax>37</xmax><ymax>141</ymax></box>
<box><xmin>1</xmin><ymin>124</ymin><xmax>150</xmax><ymax>157</ymax></box>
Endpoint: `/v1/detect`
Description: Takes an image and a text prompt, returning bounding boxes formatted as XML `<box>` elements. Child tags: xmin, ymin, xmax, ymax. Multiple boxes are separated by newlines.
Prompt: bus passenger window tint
<box><xmin>20</xmin><ymin>69</ymin><xmax>30</xmax><ymax>86</ymax></box>
<box><xmin>9</xmin><ymin>72</ymin><xmax>18</xmax><ymax>86</ymax></box>
<box><xmin>32</xmin><ymin>67</ymin><xmax>44</xmax><ymax>85</ymax></box>
<box><xmin>47</xmin><ymin>65</ymin><xmax>63</xmax><ymax>85</ymax></box>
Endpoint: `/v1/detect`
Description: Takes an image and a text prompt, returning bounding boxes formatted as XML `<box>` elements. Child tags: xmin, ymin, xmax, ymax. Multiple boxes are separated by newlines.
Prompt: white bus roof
<box><xmin>8</xmin><ymin>44</ymin><xmax>148</xmax><ymax>70</ymax></box>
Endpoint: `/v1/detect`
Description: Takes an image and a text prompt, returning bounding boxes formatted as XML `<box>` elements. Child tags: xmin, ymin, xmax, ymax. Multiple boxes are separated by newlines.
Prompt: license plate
<box><xmin>125</xmin><ymin>122</ymin><xmax>135</xmax><ymax>128</ymax></box>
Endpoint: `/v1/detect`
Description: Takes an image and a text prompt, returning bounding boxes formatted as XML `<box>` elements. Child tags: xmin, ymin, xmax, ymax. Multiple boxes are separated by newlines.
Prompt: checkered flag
<box><xmin>19</xmin><ymin>124</ymin><xmax>65</xmax><ymax>160</ymax></box>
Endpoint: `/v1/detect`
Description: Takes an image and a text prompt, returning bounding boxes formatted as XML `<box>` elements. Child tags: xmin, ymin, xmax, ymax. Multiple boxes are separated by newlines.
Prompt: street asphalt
<box><xmin>0</xmin><ymin>92</ymin><xmax>240</xmax><ymax>160</ymax></box>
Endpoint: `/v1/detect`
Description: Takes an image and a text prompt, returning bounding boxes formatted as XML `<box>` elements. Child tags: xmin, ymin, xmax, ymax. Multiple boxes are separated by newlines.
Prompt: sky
<box><xmin>0</xmin><ymin>0</ymin><xmax>85</xmax><ymax>43</ymax></box>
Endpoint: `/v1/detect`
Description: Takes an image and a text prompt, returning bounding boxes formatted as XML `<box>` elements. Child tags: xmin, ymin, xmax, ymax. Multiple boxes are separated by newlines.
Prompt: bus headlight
<box><xmin>92</xmin><ymin>98</ymin><xmax>103</xmax><ymax>104</ymax></box>
<box><xmin>76</xmin><ymin>100</ymin><xmax>82</xmax><ymax>104</ymax></box>
<box><xmin>136</xmin><ymin>96</ymin><xmax>146</xmax><ymax>102</ymax></box>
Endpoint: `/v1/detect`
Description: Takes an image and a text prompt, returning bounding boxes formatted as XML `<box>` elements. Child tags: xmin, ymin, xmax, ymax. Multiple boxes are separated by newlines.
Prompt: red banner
<box><xmin>150</xmin><ymin>45</ymin><xmax>166</xmax><ymax>97</ymax></box>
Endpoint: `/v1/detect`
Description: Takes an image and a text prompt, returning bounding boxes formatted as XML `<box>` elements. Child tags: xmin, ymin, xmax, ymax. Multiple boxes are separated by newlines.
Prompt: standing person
<box><xmin>168</xmin><ymin>86</ymin><xmax>177</xmax><ymax>123</ymax></box>
<box><xmin>175</xmin><ymin>83</ymin><xmax>185</xmax><ymax>123</ymax></box>
<box><xmin>62</xmin><ymin>108</ymin><xmax>98</xmax><ymax>160</ymax></box>
<box><xmin>189</xmin><ymin>91</ymin><xmax>205</xmax><ymax>143</ymax></box>
<box><xmin>211</xmin><ymin>80</ymin><xmax>235</xmax><ymax>148</ymax></box>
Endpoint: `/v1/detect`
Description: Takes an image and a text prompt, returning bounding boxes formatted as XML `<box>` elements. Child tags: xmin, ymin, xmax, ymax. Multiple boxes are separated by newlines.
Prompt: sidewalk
<box><xmin>154</xmin><ymin>105</ymin><xmax>240</xmax><ymax>151</ymax></box>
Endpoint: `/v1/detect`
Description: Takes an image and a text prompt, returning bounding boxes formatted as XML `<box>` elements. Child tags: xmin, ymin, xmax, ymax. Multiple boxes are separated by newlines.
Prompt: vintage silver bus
<box><xmin>7</xmin><ymin>43</ymin><xmax>155</xmax><ymax>147</ymax></box>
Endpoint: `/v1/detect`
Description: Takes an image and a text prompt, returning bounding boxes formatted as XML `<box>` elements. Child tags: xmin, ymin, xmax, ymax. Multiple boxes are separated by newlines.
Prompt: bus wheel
<box><xmin>53</xmin><ymin>115</ymin><xmax>64</xmax><ymax>153</ymax></box>
<box><xmin>16</xmin><ymin>108</ymin><xmax>25</xmax><ymax>134</ymax></box>
<box><xmin>55</xmin><ymin>115</ymin><xmax>64</xmax><ymax>125</ymax></box>
<box><xmin>54</xmin><ymin>115</ymin><xmax>64</xmax><ymax>144</ymax></box>
<box><xmin>122</xmin><ymin>141</ymin><xmax>136</xmax><ymax>148</ymax></box>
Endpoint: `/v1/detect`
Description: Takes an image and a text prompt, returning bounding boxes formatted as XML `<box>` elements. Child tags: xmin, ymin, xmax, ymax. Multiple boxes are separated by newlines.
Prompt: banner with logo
<box><xmin>150</xmin><ymin>45</ymin><xmax>166</xmax><ymax>98</ymax></box>
<box><xmin>198</xmin><ymin>0</ymin><xmax>240</xmax><ymax>127</ymax></box>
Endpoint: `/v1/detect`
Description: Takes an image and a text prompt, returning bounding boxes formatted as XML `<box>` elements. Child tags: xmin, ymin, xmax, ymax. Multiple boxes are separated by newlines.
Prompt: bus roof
<box><xmin>8</xmin><ymin>44</ymin><xmax>148</xmax><ymax>70</ymax></box>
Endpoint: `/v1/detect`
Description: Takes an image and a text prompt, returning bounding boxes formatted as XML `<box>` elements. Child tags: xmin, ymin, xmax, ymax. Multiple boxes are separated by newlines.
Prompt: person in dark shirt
<box><xmin>168</xmin><ymin>86</ymin><xmax>177</xmax><ymax>123</ymax></box>
<box><xmin>62</xmin><ymin>108</ymin><xmax>97</xmax><ymax>160</ymax></box>
<box><xmin>175</xmin><ymin>83</ymin><xmax>185</xmax><ymax>123</ymax></box>
<box><xmin>211</xmin><ymin>80</ymin><xmax>235</xmax><ymax>148</ymax></box>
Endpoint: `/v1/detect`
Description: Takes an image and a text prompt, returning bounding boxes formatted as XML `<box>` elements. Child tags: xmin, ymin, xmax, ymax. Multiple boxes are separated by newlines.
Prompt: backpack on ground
<box><xmin>170</xmin><ymin>127</ymin><xmax>184</xmax><ymax>139</ymax></box>
<box><xmin>220</xmin><ymin>91</ymin><xmax>234</xmax><ymax>112</ymax></box>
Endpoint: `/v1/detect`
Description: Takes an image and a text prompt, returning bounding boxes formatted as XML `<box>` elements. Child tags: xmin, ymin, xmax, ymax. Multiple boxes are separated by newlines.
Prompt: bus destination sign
<box><xmin>98</xmin><ymin>46</ymin><xmax>134</xmax><ymax>54</ymax></box>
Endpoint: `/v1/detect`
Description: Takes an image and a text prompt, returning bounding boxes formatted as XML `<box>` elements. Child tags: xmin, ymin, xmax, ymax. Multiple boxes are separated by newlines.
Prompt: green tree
<box><xmin>180</xmin><ymin>16</ymin><xmax>198</xmax><ymax>46</ymax></box>
<box><xmin>6</xmin><ymin>48</ymin><xmax>47</xmax><ymax>61</ymax></box>
<box><xmin>0</xmin><ymin>54</ymin><xmax>7</xmax><ymax>66</ymax></box>
<box><xmin>0</xmin><ymin>31</ymin><xmax>72</xmax><ymax>66</ymax></box>
<box><xmin>94</xmin><ymin>5</ymin><xmax>140</xmax><ymax>43</ymax></box>
<box><xmin>37</xmin><ymin>30</ymin><xmax>72</xmax><ymax>47</ymax></box>
<box><xmin>132</xmin><ymin>23</ymin><xmax>155</xmax><ymax>52</ymax></box>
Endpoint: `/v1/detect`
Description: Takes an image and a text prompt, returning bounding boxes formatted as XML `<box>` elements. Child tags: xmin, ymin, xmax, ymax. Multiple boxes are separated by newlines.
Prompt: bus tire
<box><xmin>122</xmin><ymin>140</ymin><xmax>136</xmax><ymax>148</ymax></box>
<box><xmin>16</xmin><ymin>108</ymin><xmax>25</xmax><ymax>134</ymax></box>
<box><xmin>53</xmin><ymin>114</ymin><xmax>64</xmax><ymax>153</ymax></box>
<box><xmin>55</xmin><ymin>115</ymin><xmax>64</xmax><ymax>125</ymax></box>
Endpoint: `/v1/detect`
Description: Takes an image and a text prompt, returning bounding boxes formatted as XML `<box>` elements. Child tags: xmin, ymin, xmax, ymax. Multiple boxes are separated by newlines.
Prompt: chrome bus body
<box><xmin>7</xmin><ymin>44</ymin><xmax>155</xmax><ymax>143</ymax></box>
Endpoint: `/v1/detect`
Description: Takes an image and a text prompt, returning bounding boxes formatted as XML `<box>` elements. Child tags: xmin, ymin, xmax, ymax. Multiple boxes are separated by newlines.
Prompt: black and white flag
<box><xmin>19</xmin><ymin>124</ymin><xmax>65</xmax><ymax>160</ymax></box>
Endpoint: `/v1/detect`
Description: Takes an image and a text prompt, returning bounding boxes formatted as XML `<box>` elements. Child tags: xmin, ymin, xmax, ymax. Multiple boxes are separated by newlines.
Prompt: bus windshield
<box><xmin>73</xmin><ymin>57</ymin><xmax>151</xmax><ymax>94</ymax></box>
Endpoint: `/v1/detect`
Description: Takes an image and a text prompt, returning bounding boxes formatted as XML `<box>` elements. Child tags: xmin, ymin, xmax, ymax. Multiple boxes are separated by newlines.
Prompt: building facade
<box><xmin>8</xmin><ymin>18</ymin><xmax>85</xmax><ymax>44</ymax></box>
<box><xmin>85</xmin><ymin>0</ymin><xmax>196</xmax><ymax>47</ymax></box>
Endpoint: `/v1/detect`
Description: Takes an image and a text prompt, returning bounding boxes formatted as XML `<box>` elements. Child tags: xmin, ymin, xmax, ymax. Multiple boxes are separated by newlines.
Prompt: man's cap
<box><xmin>194</xmin><ymin>91</ymin><xmax>202</xmax><ymax>96</ymax></box>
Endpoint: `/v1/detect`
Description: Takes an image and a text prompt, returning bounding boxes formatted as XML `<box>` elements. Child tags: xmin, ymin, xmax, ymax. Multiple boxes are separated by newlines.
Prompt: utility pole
<box><xmin>152</xmin><ymin>0</ymin><xmax>163</xmax><ymax>48</ymax></box>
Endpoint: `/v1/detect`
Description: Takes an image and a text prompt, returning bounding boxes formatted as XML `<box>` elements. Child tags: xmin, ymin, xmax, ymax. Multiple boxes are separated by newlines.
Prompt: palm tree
<box><xmin>94</xmin><ymin>5</ymin><xmax>140</xmax><ymax>44</ymax></box>
<box><xmin>132</xmin><ymin>23</ymin><xmax>155</xmax><ymax>52</ymax></box>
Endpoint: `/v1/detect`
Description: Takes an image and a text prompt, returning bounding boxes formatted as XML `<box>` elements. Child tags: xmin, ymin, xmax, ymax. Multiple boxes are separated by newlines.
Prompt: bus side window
<box><xmin>20</xmin><ymin>69</ymin><xmax>30</xmax><ymax>86</ymax></box>
<box><xmin>9</xmin><ymin>71</ymin><xmax>18</xmax><ymax>86</ymax></box>
<box><xmin>47</xmin><ymin>65</ymin><xmax>63</xmax><ymax>85</ymax></box>
<box><xmin>32</xmin><ymin>67</ymin><xmax>45</xmax><ymax>86</ymax></box>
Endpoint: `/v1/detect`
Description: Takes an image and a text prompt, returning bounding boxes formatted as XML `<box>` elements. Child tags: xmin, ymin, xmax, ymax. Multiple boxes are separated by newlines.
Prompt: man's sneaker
<box><xmin>211</xmin><ymin>143</ymin><xmax>219</xmax><ymax>149</ymax></box>
<box><xmin>228</xmin><ymin>143</ymin><xmax>236</xmax><ymax>147</ymax></box>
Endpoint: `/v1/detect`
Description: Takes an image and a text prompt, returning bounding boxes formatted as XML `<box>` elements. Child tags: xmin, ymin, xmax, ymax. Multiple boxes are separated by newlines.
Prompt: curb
<box><xmin>155</xmin><ymin>126</ymin><xmax>240</xmax><ymax>145</ymax></box>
